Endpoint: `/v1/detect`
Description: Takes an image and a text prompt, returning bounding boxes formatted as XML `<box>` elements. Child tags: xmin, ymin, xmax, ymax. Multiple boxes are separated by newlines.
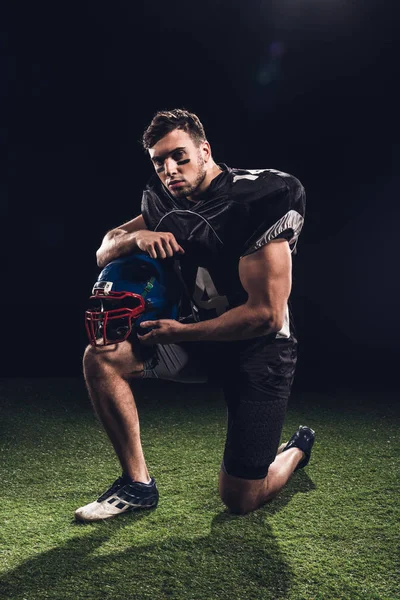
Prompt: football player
<box><xmin>75</xmin><ymin>109</ymin><xmax>315</xmax><ymax>521</ymax></box>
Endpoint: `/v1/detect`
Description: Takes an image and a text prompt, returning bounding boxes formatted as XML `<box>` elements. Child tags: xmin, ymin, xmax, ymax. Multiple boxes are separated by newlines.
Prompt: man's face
<box><xmin>148</xmin><ymin>129</ymin><xmax>209</xmax><ymax>200</ymax></box>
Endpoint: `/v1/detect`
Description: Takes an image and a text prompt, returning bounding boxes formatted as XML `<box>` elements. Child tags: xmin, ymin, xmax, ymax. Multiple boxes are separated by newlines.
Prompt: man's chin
<box><xmin>170</xmin><ymin>187</ymin><xmax>190</xmax><ymax>198</ymax></box>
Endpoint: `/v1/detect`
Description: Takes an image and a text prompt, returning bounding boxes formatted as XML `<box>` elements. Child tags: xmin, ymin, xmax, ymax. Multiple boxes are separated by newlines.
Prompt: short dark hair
<box><xmin>142</xmin><ymin>108</ymin><xmax>206</xmax><ymax>150</ymax></box>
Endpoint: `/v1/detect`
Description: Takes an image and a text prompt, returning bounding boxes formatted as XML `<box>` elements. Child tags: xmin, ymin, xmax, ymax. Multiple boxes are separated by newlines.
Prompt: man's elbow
<box><xmin>259</xmin><ymin>308</ymin><xmax>285</xmax><ymax>334</ymax></box>
<box><xmin>96</xmin><ymin>248</ymin><xmax>107</xmax><ymax>269</ymax></box>
<box><xmin>96</xmin><ymin>233</ymin><xmax>114</xmax><ymax>268</ymax></box>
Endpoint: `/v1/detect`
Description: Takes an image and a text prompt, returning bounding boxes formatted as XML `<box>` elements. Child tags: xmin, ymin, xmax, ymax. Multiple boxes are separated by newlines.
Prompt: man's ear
<box><xmin>201</xmin><ymin>140</ymin><xmax>211</xmax><ymax>163</ymax></box>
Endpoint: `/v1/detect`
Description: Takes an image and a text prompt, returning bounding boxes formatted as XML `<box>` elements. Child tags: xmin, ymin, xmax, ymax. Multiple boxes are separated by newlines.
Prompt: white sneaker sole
<box><xmin>75</xmin><ymin>499</ymin><xmax>156</xmax><ymax>522</ymax></box>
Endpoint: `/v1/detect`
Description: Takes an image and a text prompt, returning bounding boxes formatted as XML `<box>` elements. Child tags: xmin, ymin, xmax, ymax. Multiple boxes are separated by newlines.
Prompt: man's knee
<box><xmin>219</xmin><ymin>487</ymin><xmax>262</xmax><ymax>515</ymax></box>
<box><xmin>220</xmin><ymin>491</ymin><xmax>252</xmax><ymax>515</ymax></box>
<box><xmin>219</xmin><ymin>469</ymin><xmax>268</xmax><ymax>515</ymax></box>
<box><xmin>83</xmin><ymin>342</ymin><xmax>119</xmax><ymax>370</ymax></box>
<box><xmin>83</xmin><ymin>341</ymin><xmax>143</xmax><ymax>378</ymax></box>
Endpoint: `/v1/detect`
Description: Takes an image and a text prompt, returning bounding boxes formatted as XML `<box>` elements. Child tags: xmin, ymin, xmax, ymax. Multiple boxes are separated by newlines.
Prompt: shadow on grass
<box><xmin>0</xmin><ymin>472</ymin><xmax>314</xmax><ymax>600</ymax></box>
<box><xmin>263</xmin><ymin>468</ymin><xmax>316</xmax><ymax>515</ymax></box>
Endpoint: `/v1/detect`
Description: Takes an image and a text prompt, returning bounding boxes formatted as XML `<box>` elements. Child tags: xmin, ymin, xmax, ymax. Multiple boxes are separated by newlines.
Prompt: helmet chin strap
<box><xmin>142</xmin><ymin>276</ymin><xmax>156</xmax><ymax>298</ymax></box>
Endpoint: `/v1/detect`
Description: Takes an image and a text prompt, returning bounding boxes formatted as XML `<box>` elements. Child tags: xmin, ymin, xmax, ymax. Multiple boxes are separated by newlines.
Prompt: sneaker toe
<box><xmin>75</xmin><ymin>500</ymin><xmax>123</xmax><ymax>522</ymax></box>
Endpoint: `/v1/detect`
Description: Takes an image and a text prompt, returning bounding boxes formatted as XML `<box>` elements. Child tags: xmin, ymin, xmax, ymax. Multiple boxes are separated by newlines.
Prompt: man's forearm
<box><xmin>180</xmin><ymin>303</ymin><xmax>280</xmax><ymax>342</ymax></box>
<box><xmin>96</xmin><ymin>230</ymin><xmax>142</xmax><ymax>268</ymax></box>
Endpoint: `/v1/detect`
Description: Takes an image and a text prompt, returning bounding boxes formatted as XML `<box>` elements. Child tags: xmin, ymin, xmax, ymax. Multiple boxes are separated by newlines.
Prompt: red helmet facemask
<box><xmin>85</xmin><ymin>288</ymin><xmax>146</xmax><ymax>346</ymax></box>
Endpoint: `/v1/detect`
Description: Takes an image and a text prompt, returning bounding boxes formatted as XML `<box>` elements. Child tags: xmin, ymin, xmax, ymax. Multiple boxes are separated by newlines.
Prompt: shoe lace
<box><xmin>97</xmin><ymin>476</ymin><xmax>126</xmax><ymax>502</ymax></box>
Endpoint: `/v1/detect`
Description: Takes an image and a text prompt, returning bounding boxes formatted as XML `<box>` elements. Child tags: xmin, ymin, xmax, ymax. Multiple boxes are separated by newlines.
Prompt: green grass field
<box><xmin>0</xmin><ymin>377</ymin><xmax>399</xmax><ymax>600</ymax></box>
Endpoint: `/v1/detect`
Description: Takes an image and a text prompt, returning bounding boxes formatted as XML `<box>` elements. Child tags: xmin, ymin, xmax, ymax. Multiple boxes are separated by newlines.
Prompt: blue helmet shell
<box><xmin>86</xmin><ymin>252</ymin><xmax>182</xmax><ymax>345</ymax></box>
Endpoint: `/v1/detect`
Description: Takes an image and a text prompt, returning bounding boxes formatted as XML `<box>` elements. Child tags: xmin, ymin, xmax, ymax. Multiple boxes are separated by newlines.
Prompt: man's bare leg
<box><xmin>83</xmin><ymin>341</ymin><xmax>149</xmax><ymax>483</ymax></box>
<box><xmin>74</xmin><ymin>341</ymin><xmax>159</xmax><ymax>521</ymax></box>
<box><xmin>219</xmin><ymin>446</ymin><xmax>304</xmax><ymax>515</ymax></box>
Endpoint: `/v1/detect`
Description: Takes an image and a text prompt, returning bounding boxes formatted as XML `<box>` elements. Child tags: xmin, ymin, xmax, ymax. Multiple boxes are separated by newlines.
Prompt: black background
<box><xmin>1</xmin><ymin>0</ymin><xmax>399</xmax><ymax>389</ymax></box>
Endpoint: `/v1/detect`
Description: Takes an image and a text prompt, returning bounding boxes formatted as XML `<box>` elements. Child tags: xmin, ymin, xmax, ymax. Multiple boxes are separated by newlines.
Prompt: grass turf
<box><xmin>0</xmin><ymin>378</ymin><xmax>399</xmax><ymax>600</ymax></box>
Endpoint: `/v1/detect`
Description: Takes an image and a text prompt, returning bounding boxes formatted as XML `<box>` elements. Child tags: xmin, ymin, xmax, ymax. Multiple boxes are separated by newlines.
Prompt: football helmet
<box><xmin>85</xmin><ymin>252</ymin><xmax>182</xmax><ymax>346</ymax></box>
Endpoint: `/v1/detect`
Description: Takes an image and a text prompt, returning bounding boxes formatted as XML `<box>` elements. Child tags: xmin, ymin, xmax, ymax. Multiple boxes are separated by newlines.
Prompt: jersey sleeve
<box><xmin>239</xmin><ymin>170</ymin><xmax>306</xmax><ymax>257</ymax></box>
<box><xmin>141</xmin><ymin>177</ymin><xmax>169</xmax><ymax>231</ymax></box>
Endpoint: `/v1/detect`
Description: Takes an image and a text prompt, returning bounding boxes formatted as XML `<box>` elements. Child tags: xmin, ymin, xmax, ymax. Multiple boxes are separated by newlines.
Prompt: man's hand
<box><xmin>134</xmin><ymin>231</ymin><xmax>185</xmax><ymax>259</ymax></box>
<box><xmin>137</xmin><ymin>319</ymin><xmax>188</xmax><ymax>345</ymax></box>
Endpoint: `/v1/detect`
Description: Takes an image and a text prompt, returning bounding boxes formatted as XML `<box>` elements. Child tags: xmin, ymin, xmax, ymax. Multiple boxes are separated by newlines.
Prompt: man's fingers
<box><xmin>136</xmin><ymin>232</ymin><xmax>184</xmax><ymax>258</ymax></box>
<box><xmin>154</xmin><ymin>240</ymin><xmax>167</xmax><ymax>259</ymax></box>
<box><xmin>140</xmin><ymin>320</ymin><xmax>159</xmax><ymax>328</ymax></box>
<box><xmin>141</xmin><ymin>234</ymin><xmax>184</xmax><ymax>259</ymax></box>
<box><xmin>137</xmin><ymin>333</ymin><xmax>156</xmax><ymax>345</ymax></box>
<box><xmin>162</xmin><ymin>239</ymin><xmax>174</xmax><ymax>258</ymax></box>
<box><xmin>170</xmin><ymin>239</ymin><xmax>180</xmax><ymax>253</ymax></box>
<box><xmin>169</xmin><ymin>238</ymin><xmax>185</xmax><ymax>254</ymax></box>
<box><xmin>148</xmin><ymin>246</ymin><xmax>157</xmax><ymax>259</ymax></box>
<box><xmin>137</xmin><ymin>328</ymin><xmax>155</xmax><ymax>342</ymax></box>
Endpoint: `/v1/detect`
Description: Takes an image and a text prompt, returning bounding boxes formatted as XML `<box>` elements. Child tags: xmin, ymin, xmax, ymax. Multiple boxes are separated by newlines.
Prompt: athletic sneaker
<box><xmin>75</xmin><ymin>474</ymin><xmax>159</xmax><ymax>522</ymax></box>
<box><xmin>281</xmin><ymin>425</ymin><xmax>316</xmax><ymax>471</ymax></box>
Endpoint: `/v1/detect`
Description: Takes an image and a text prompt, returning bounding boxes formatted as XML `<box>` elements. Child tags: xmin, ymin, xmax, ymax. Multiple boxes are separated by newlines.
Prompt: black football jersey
<box><xmin>141</xmin><ymin>164</ymin><xmax>305</xmax><ymax>337</ymax></box>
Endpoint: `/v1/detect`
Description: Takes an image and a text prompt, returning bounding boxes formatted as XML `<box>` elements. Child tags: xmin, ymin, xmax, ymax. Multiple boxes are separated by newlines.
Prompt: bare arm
<box><xmin>96</xmin><ymin>214</ymin><xmax>185</xmax><ymax>268</ymax></box>
<box><xmin>96</xmin><ymin>215</ymin><xmax>147</xmax><ymax>268</ymax></box>
<box><xmin>179</xmin><ymin>239</ymin><xmax>292</xmax><ymax>341</ymax></box>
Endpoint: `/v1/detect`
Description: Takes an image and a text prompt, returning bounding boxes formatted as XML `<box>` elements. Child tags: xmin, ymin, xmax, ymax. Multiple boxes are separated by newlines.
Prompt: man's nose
<box><xmin>164</xmin><ymin>158</ymin><xmax>178</xmax><ymax>176</ymax></box>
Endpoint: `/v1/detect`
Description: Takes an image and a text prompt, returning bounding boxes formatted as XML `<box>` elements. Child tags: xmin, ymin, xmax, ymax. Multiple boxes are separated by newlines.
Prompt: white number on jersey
<box><xmin>193</xmin><ymin>267</ymin><xmax>229</xmax><ymax>317</ymax></box>
<box><xmin>232</xmin><ymin>169</ymin><xmax>267</xmax><ymax>183</ymax></box>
